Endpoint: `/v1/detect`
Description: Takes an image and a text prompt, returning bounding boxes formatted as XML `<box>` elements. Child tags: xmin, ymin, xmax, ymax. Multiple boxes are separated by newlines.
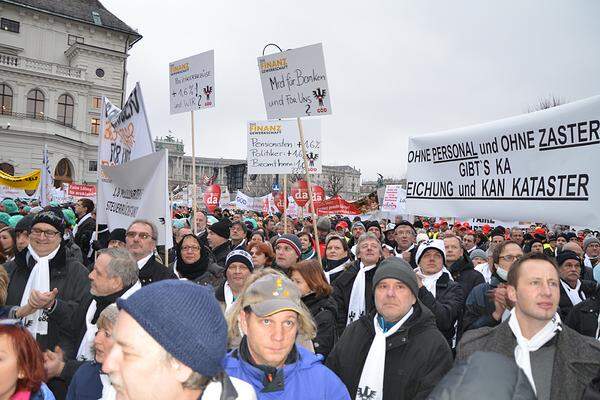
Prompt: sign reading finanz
<box><xmin>169</xmin><ymin>50</ymin><xmax>215</xmax><ymax>114</ymax></box>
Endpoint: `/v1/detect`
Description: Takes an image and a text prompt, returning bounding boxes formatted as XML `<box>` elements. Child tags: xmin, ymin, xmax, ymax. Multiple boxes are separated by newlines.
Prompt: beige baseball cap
<box><xmin>242</xmin><ymin>274</ymin><xmax>303</xmax><ymax>317</ymax></box>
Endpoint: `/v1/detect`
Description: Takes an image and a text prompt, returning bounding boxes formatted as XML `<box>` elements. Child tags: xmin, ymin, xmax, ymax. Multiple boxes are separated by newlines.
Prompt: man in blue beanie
<box><xmin>103</xmin><ymin>280</ymin><xmax>256</xmax><ymax>400</ymax></box>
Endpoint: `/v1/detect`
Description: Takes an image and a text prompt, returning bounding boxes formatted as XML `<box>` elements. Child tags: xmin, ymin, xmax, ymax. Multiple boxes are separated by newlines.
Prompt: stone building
<box><xmin>0</xmin><ymin>0</ymin><xmax>140</xmax><ymax>186</ymax></box>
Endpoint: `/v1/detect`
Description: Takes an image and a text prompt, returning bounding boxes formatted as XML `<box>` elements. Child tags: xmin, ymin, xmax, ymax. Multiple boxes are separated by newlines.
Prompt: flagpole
<box><xmin>190</xmin><ymin>111</ymin><xmax>198</xmax><ymax>235</ymax></box>
<box><xmin>297</xmin><ymin>117</ymin><xmax>322</xmax><ymax>265</ymax></box>
<box><xmin>283</xmin><ymin>174</ymin><xmax>288</xmax><ymax>234</ymax></box>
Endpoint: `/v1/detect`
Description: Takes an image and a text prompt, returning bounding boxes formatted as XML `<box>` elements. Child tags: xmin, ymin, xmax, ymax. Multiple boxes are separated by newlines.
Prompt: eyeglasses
<box><xmin>30</xmin><ymin>228</ymin><xmax>60</xmax><ymax>238</ymax></box>
<box><xmin>499</xmin><ymin>254</ymin><xmax>522</xmax><ymax>263</ymax></box>
<box><xmin>126</xmin><ymin>231</ymin><xmax>155</xmax><ymax>240</ymax></box>
<box><xmin>181</xmin><ymin>245</ymin><xmax>200</xmax><ymax>252</ymax></box>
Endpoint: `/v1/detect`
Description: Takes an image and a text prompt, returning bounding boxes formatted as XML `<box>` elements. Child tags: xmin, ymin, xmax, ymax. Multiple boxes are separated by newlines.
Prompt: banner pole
<box><xmin>296</xmin><ymin>117</ymin><xmax>322</xmax><ymax>265</ymax></box>
<box><xmin>190</xmin><ymin>110</ymin><xmax>197</xmax><ymax>235</ymax></box>
<box><xmin>164</xmin><ymin>149</ymin><xmax>171</xmax><ymax>267</ymax></box>
<box><xmin>283</xmin><ymin>174</ymin><xmax>288</xmax><ymax>234</ymax></box>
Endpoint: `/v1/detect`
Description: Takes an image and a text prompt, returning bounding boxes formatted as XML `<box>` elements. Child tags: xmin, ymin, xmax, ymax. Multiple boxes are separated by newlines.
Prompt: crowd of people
<box><xmin>1</xmin><ymin>195</ymin><xmax>600</xmax><ymax>399</ymax></box>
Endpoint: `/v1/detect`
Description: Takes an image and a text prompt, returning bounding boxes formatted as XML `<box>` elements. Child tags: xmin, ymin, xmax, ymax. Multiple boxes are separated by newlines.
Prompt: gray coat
<box><xmin>457</xmin><ymin>320</ymin><xmax>600</xmax><ymax>400</ymax></box>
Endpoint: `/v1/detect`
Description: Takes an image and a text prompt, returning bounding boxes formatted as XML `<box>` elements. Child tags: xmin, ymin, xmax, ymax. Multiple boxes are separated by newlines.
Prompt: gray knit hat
<box><xmin>470</xmin><ymin>249</ymin><xmax>487</xmax><ymax>261</ymax></box>
<box><xmin>372</xmin><ymin>256</ymin><xmax>419</xmax><ymax>298</ymax></box>
<box><xmin>583</xmin><ymin>236</ymin><xmax>600</xmax><ymax>252</ymax></box>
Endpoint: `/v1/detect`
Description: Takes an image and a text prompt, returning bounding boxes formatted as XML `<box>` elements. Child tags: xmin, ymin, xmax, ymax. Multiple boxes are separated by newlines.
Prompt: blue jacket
<box><xmin>224</xmin><ymin>344</ymin><xmax>350</xmax><ymax>400</ymax></box>
<box><xmin>462</xmin><ymin>276</ymin><xmax>503</xmax><ymax>333</ymax></box>
<box><xmin>66</xmin><ymin>361</ymin><xmax>103</xmax><ymax>400</ymax></box>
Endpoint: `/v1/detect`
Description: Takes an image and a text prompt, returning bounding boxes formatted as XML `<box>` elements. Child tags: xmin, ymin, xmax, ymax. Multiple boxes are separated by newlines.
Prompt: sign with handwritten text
<box><xmin>257</xmin><ymin>43</ymin><xmax>331</xmax><ymax>119</ymax></box>
<box><xmin>169</xmin><ymin>50</ymin><xmax>214</xmax><ymax>114</ymax></box>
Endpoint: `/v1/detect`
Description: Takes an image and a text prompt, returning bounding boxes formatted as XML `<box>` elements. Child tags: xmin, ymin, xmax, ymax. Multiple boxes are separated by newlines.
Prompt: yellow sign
<box><xmin>0</xmin><ymin>170</ymin><xmax>41</xmax><ymax>190</ymax></box>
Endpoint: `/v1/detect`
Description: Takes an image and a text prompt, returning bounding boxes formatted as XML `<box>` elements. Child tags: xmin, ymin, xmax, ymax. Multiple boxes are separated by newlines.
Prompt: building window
<box><xmin>57</xmin><ymin>94</ymin><xmax>74</xmax><ymax>126</ymax></box>
<box><xmin>88</xmin><ymin>160</ymin><xmax>97</xmax><ymax>172</ymax></box>
<box><xmin>26</xmin><ymin>89</ymin><xmax>44</xmax><ymax>119</ymax></box>
<box><xmin>0</xmin><ymin>162</ymin><xmax>14</xmax><ymax>175</ymax></box>
<box><xmin>95</xmin><ymin>68</ymin><xmax>105</xmax><ymax>78</ymax></box>
<box><xmin>1</xmin><ymin>18</ymin><xmax>19</xmax><ymax>33</ymax></box>
<box><xmin>0</xmin><ymin>84</ymin><xmax>12</xmax><ymax>114</ymax></box>
<box><xmin>68</xmin><ymin>34</ymin><xmax>84</xmax><ymax>45</ymax></box>
<box><xmin>90</xmin><ymin>117</ymin><xmax>100</xmax><ymax>134</ymax></box>
<box><xmin>92</xmin><ymin>97</ymin><xmax>102</xmax><ymax>109</ymax></box>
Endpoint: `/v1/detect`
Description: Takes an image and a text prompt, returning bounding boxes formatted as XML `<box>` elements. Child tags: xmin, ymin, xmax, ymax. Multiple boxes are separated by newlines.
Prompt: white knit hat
<box><xmin>416</xmin><ymin>239</ymin><xmax>446</xmax><ymax>265</ymax></box>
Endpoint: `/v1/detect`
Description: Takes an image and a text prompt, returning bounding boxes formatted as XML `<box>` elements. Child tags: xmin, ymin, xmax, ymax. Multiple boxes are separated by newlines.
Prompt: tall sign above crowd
<box><xmin>257</xmin><ymin>43</ymin><xmax>332</xmax><ymax>119</ymax></box>
<box><xmin>405</xmin><ymin>95</ymin><xmax>600</xmax><ymax>226</ymax></box>
<box><xmin>169</xmin><ymin>50</ymin><xmax>215</xmax><ymax>114</ymax></box>
<box><xmin>97</xmin><ymin>83</ymin><xmax>155</xmax><ymax>225</ymax></box>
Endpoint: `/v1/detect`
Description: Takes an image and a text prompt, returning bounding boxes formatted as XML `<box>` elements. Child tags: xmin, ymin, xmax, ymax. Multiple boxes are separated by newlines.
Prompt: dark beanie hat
<box><xmin>373</xmin><ymin>256</ymin><xmax>419</xmax><ymax>298</ymax></box>
<box><xmin>489</xmin><ymin>226</ymin><xmax>505</xmax><ymax>238</ymax></box>
<box><xmin>225</xmin><ymin>249</ymin><xmax>254</xmax><ymax>272</ymax></box>
<box><xmin>15</xmin><ymin>213</ymin><xmax>34</xmax><ymax>233</ymax></box>
<box><xmin>556</xmin><ymin>232</ymin><xmax>568</xmax><ymax>242</ymax></box>
<box><xmin>32</xmin><ymin>209</ymin><xmax>66</xmax><ymax>234</ymax></box>
<box><xmin>275</xmin><ymin>234</ymin><xmax>302</xmax><ymax>258</ymax></box>
<box><xmin>208</xmin><ymin>219</ymin><xmax>231</xmax><ymax>240</ymax></box>
<box><xmin>395</xmin><ymin>220</ymin><xmax>416</xmax><ymax>235</ymax></box>
<box><xmin>109</xmin><ymin>228</ymin><xmax>127</xmax><ymax>243</ymax></box>
<box><xmin>557</xmin><ymin>250</ymin><xmax>580</xmax><ymax>266</ymax></box>
<box><xmin>117</xmin><ymin>280</ymin><xmax>227</xmax><ymax>377</ymax></box>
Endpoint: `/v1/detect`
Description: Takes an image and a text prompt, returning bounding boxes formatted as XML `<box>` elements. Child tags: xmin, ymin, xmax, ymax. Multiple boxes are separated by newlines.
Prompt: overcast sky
<box><xmin>102</xmin><ymin>0</ymin><xmax>600</xmax><ymax>181</ymax></box>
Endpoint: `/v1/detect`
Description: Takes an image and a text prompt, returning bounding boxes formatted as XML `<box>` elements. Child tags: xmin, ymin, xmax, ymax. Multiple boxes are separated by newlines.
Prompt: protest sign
<box><xmin>203</xmin><ymin>184</ymin><xmax>221</xmax><ymax>213</ymax></box>
<box><xmin>465</xmin><ymin>218</ymin><xmax>524</xmax><ymax>230</ymax></box>
<box><xmin>381</xmin><ymin>185</ymin><xmax>407</xmax><ymax>214</ymax></box>
<box><xmin>247</xmin><ymin>119</ymin><xmax>321</xmax><ymax>174</ymax></box>
<box><xmin>406</xmin><ymin>95</ymin><xmax>600</xmax><ymax>226</ymax></box>
<box><xmin>257</xmin><ymin>43</ymin><xmax>331</xmax><ymax>119</ymax></box>
<box><xmin>68</xmin><ymin>184</ymin><xmax>96</xmax><ymax>199</ymax></box>
<box><xmin>315</xmin><ymin>196</ymin><xmax>361</xmax><ymax>216</ymax></box>
<box><xmin>0</xmin><ymin>186</ymin><xmax>38</xmax><ymax>200</ymax></box>
<box><xmin>97</xmin><ymin>83</ymin><xmax>155</xmax><ymax>224</ymax></box>
<box><xmin>235</xmin><ymin>191</ymin><xmax>266</xmax><ymax>212</ymax></box>
<box><xmin>101</xmin><ymin>150</ymin><xmax>172</xmax><ymax>247</ymax></box>
<box><xmin>351</xmin><ymin>191</ymin><xmax>380</xmax><ymax>214</ymax></box>
<box><xmin>169</xmin><ymin>50</ymin><xmax>215</xmax><ymax>114</ymax></box>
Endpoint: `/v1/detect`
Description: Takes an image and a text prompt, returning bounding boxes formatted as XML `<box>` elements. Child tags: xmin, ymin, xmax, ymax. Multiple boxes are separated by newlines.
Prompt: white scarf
<box><xmin>20</xmin><ymin>245</ymin><xmax>60</xmax><ymax>338</ymax></box>
<box><xmin>474</xmin><ymin>262</ymin><xmax>492</xmax><ymax>284</ymax></box>
<box><xmin>347</xmin><ymin>262</ymin><xmax>378</xmax><ymax>325</ymax></box>
<box><xmin>76</xmin><ymin>281</ymin><xmax>141</xmax><ymax>361</ymax></box>
<box><xmin>508</xmin><ymin>308</ymin><xmax>562</xmax><ymax>395</ymax></box>
<box><xmin>325</xmin><ymin>261</ymin><xmax>348</xmax><ymax>284</ymax></box>
<box><xmin>100</xmin><ymin>374</ymin><xmax>117</xmax><ymax>400</ymax></box>
<box><xmin>73</xmin><ymin>213</ymin><xmax>92</xmax><ymax>236</ymax></box>
<box><xmin>560</xmin><ymin>279</ymin><xmax>585</xmax><ymax>306</ymax></box>
<box><xmin>224</xmin><ymin>281</ymin><xmax>235</xmax><ymax>312</ymax></box>
<box><xmin>585</xmin><ymin>255</ymin><xmax>597</xmax><ymax>269</ymax></box>
<box><xmin>357</xmin><ymin>309</ymin><xmax>414</xmax><ymax>400</ymax></box>
<box><xmin>414</xmin><ymin>267</ymin><xmax>452</xmax><ymax>298</ymax></box>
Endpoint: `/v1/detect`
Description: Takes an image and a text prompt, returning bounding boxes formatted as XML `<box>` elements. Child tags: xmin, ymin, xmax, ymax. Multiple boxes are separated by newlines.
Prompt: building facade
<box><xmin>155</xmin><ymin>135</ymin><xmax>363</xmax><ymax>201</ymax></box>
<box><xmin>0</xmin><ymin>0</ymin><xmax>140</xmax><ymax>186</ymax></box>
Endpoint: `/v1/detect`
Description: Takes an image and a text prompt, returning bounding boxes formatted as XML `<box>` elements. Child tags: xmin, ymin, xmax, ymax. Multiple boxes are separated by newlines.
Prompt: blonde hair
<box><xmin>0</xmin><ymin>266</ymin><xmax>8</xmax><ymax>305</ymax></box>
<box><xmin>225</xmin><ymin>268</ymin><xmax>316</xmax><ymax>344</ymax></box>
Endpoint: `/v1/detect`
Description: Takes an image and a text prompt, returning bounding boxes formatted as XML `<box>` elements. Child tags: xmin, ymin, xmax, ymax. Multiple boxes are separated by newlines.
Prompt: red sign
<box><xmin>273</xmin><ymin>192</ymin><xmax>288</xmax><ymax>213</ymax></box>
<box><xmin>203</xmin><ymin>184</ymin><xmax>221</xmax><ymax>213</ymax></box>
<box><xmin>67</xmin><ymin>184</ymin><xmax>96</xmax><ymax>199</ymax></box>
<box><xmin>312</xmin><ymin>185</ymin><xmax>325</xmax><ymax>203</ymax></box>
<box><xmin>315</xmin><ymin>196</ymin><xmax>361</xmax><ymax>216</ymax></box>
<box><xmin>291</xmin><ymin>180</ymin><xmax>310</xmax><ymax>207</ymax></box>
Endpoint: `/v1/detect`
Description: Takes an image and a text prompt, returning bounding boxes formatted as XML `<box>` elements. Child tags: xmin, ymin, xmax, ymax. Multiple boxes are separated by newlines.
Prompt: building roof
<box><xmin>2</xmin><ymin>0</ymin><xmax>142</xmax><ymax>41</ymax></box>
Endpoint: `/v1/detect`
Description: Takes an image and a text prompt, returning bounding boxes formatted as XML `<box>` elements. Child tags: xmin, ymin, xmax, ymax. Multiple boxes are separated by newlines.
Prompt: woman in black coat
<box><xmin>170</xmin><ymin>234</ymin><xmax>223</xmax><ymax>287</ymax></box>
<box><xmin>290</xmin><ymin>259</ymin><xmax>338</xmax><ymax>358</ymax></box>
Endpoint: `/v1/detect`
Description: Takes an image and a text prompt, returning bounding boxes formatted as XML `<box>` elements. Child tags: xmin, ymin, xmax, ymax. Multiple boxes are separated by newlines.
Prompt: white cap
<box><xmin>416</xmin><ymin>239</ymin><xmax>446</xmax><ymax>265</ymax></box>
<box><xmin>416</xmin><ymin>233</ymin><xmax>429</xmax><ymax>244</ymax></box>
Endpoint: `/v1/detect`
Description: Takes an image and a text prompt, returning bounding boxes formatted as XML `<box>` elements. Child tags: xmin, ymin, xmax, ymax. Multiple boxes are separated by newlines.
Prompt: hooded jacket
<box><xmin>325</xmin><ymin>303</ymin><xmax>453</xmax><ymax>400</ymax></box>
<box><xmin>65</xmin><ymin>361</ymin><xmax>103</xmax><ymax>400</ymax></box>
<box><xmin>224</xmin><ymin>342</ymin><xmax>350</xmax><ymax>400</ymax></box>
<box><xmin>302</xmin><ymin>292</ymin><xmax>338</xmax><ymax>358</ymax></box>
<box><xmin>565</xmin><ymin>285</ymin><xmax>600</xmax><ymax>338</ymax></box>
<box><xmin>417</xmin><ymin>272</ymin><xmax>464</xmax><ymax>346</ymax></box>
<box><xmin>4</xmin><ymin>245</ymin><xmax>91</xmax><ymax>356</ymax></box>
<box><xmin>457</xmin><ymin>320</ymin><xmax>600</xmax><ymax>400</ymax></box>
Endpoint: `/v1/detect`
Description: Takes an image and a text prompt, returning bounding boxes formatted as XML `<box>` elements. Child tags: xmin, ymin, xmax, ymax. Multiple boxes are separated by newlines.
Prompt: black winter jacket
<box><xmin>417</xmin><ymin>272</ymin><xmax>464</xmax><ymax>346</ymax></box>
<box><xmin>448</xmin><ymin>251</ymin><xmax>485</xmax><ymax>301</ymax></box>
<box><xmin>73</xmin><ymin>215</ymin><xmax>95</xmax><ymax>266</ymax></box>
<box><xmin>565</xmin><ymin>285</ymin><xmax>600</xmax><ymax>338</ymax></box>
<box><xmin>332</xmin><ymin>259</ymin><xmax>380</xmax><ymax>335</ymax></box>
<box><xmin>139</xmin><ymin>255</ymin><xmax>177</xmax><ymax>286</ymax></box>
<box><xmin>211</xmin><ymin>241</ymin><xmax>232</xmax><ymax>267</ymax></box>
<box><xmin>4</xmin><ymin>246</ymin><xmax>91</xmax><ymax>356</ymax></box>
<box><xmin>462</xmin><ymin>275</ymin><xmax>505</xmax><ymax>333</ymax></box>
<box><xmin>302</xmin><ymin>292</ymin><xmax>338</xmax><ymax>358</ymax></box>
<box><xmin>558</xmin><ymin>279</ymin><xmax>597</xmax><ymax>320</ymax></box>
<box><xmin>325</xmin><ymin>303</ymin><xmax>453</xmax><ymax>400</ymax></box>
